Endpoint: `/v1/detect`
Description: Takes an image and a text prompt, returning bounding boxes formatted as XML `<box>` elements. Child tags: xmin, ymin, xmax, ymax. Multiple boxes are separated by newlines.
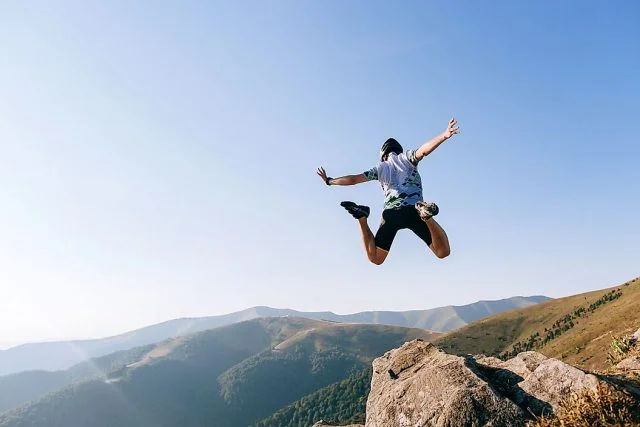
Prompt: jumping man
<box><xmin>317</xmin><ymin>118</ymin><xmax>460</xmax><ymax>265</ymax></box>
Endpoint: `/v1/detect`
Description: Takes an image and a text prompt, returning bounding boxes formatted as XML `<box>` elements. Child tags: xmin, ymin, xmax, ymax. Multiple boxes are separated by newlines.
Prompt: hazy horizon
<box><xmin>1</xmin><ymin>1</ymin><xmax>638</xmax><ymax>345</ymax></box>
<box><xmin>0</xmin><ymin>294</ymin><xmax>559</xmax><ymax>348</ymax></box>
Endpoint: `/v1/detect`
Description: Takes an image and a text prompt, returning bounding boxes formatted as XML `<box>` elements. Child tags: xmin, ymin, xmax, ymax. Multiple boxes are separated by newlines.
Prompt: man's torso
<box><xmin>365</xmin><ymin>151</ymin><xmax>424</xmax><ymax>210</ymax></box>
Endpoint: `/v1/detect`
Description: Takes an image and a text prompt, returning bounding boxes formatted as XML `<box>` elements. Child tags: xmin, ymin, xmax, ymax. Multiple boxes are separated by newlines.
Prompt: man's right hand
<box><xmin>317</xmin><ymin>167</ymin><xmax>331</xmax><ymax>185</ymax></box>
<box><xmin>414</xmin><ymin>117</ymin><xmax>461</xmax><ymax>162</ymax></box>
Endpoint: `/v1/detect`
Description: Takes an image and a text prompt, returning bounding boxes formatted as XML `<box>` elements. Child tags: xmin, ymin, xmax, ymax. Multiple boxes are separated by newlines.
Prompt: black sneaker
<box><xmin>415</xmin><ymin>201</ymin><xmax>439</xmax><ymax>220</ymax></box>
<box><xmin>340</xmin><ymin>201</ymin><xmax>370</xmax><ymax>219</ymax></box>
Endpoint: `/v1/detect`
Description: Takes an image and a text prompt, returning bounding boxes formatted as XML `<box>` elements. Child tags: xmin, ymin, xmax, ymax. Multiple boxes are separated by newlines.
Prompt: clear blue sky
<box><xmin>1</xmin><ymin>1</ymin><xmax>638</xmax><ymax>345</ymax></box>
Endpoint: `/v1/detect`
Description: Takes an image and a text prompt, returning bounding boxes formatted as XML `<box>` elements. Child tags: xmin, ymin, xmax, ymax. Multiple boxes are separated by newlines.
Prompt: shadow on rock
<box><xmin>465</xmin><ymin>356</ymin><xmax>553</xmax><ymax>419</ymax></box>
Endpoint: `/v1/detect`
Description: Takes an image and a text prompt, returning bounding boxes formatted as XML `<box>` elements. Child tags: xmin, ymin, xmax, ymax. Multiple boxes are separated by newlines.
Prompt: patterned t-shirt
<box><xmin>363</xmin><ymin>150</ymin><xmax>423</xmax><ymax>210</ymax></box>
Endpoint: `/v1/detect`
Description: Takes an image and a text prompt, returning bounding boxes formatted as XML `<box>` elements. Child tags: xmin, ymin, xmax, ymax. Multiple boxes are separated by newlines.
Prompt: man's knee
<box><xmin>370</xmin><ymin>256</ymin><xmax>385</xmax><ymax>265</ymax></box>
<box><xmin>368</xmin><ymin>249</ymin><xmax>388</xmax><ymax>265</ymax></box>
<box><xmin>435</xmin><ymin>247</ymin><xmax>451</xmax><ymax>259</ymax></box>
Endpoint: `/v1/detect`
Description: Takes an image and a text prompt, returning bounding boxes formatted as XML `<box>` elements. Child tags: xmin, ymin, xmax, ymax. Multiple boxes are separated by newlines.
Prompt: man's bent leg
<box><xmin>425</xmin><ymin>217</ymin><xmax>450</xmax><ymax>259</ymax></box>
<box><xmin>357</xmin><ymin>217</ymin><xmax>388</xmax><ymax>265</ymax></box>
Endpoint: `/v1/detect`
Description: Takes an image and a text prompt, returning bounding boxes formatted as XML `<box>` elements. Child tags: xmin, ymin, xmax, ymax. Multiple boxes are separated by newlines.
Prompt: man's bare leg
<box><xmin>425</xmin><ymin>217</ymin><xmax>450</xmax><ymax>259</ymax></box>
<box><xmin>357</xmin><ymin>217</ymin><xmax>388</xmax><ymax>265</ymax></box>
<box><xmin>415</xmin><ymin>201</ymin><xmax>450</xmax><ymax>259</ymax></box>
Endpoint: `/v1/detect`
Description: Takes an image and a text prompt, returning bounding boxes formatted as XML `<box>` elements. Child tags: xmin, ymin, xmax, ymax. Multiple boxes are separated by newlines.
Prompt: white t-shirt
<box><xmin>363</xmin><ymin>150</ymin><xmax>424</xmax><ymax>210</ymax></box>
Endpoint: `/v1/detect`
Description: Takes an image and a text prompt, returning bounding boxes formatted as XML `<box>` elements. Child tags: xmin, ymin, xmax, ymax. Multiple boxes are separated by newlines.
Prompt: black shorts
<box><xmin>374</xmin><ymin>205</ymin><xmax>432</xmax><ymax>251</ymax></box>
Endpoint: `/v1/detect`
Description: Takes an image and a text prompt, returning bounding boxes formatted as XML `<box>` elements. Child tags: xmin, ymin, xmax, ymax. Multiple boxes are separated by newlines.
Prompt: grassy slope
<box><xmin>436</xmin><ymin>276</ymin><xmax>639</xmax><ymax>371</ymax></box>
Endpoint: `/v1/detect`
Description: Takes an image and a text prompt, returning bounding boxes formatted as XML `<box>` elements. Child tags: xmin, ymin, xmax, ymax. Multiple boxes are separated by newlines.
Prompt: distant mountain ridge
<box><xmin>0</xmin><ymin>296</ymin><xmax>549</xmax><ymax>376</ymax></box>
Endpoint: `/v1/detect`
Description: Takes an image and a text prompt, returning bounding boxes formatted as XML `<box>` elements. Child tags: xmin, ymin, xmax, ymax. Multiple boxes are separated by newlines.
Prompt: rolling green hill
<box><xmin>0</xmin><ymin>318</ymin><xmax>440</xmax><ymax>427</ymax></box>
<box><xmin>217</xmin><ymin>323</ymin><xmax>432</xmax><ymax>425</ymax></box>
<box><xmin>436</xmin><ymin>276</ymin><xmax>640</xmax><ymax>371</ymax></box>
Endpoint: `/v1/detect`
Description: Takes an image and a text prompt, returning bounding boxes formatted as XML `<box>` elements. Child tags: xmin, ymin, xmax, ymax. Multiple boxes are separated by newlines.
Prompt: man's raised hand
<box><xmin>317</xmin><ymin>167</ymin><xmax>330</xmax><ymax>185</ymax></box>
<box><xmin>443</xmin><ymin>117</ymin><xmax>460</xmax><ymax>139</ymax></box>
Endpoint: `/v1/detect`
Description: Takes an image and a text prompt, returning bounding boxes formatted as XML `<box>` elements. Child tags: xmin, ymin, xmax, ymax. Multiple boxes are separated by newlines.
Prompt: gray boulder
<box><xmin>362</xmin><ymin>340</ymin><xmax>626</xmax><ymax>426</ymax></box>
<box><xmin>365</xmin><ymin>340</ymin><xmax>526</xmax><ymax>426</ymax></box>
<box><xmin>473</xmin><ymin>351</ymin><xmax>600</xmax><ymax>415</ymax></box>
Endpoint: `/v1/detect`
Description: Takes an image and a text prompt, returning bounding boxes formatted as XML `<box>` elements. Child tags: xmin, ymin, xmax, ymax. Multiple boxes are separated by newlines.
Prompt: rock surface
<box><xmin>362</xmin><ymin>339</ymin><xmax>623</xmax><ymax>427</ymax></box>
<box><xmin>617</xmin><ymin>356</ymin><xmax>640</xmax><ymax>372</ymax></box>
<box><xmin>474</xmin><ymin>351</ymin><xmax>602</xmax><ymax>416</ymax></box>
<box><xmin>366</xmin><ymin>340</ymin><xmax>526</xmax><ymax>426</ymax></box>
<box><xmin>312</xmin><ymin>422</ymin><xmax>363</xmax><ymax>427</ymax></box>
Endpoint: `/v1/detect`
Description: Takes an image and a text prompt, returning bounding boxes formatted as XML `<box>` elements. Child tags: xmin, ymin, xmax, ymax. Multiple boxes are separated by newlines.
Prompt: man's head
<box><xmin>380</xmin><ymin>138</ymin><xmax>403</xmax><ymax>161</ymax></box>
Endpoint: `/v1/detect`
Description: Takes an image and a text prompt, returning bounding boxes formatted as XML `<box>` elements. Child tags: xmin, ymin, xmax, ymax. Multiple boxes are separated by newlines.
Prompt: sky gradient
<box><xmin>1</xmin><ymin>1</ymin><xmax>638</xmax><ymax>345</ymax></box>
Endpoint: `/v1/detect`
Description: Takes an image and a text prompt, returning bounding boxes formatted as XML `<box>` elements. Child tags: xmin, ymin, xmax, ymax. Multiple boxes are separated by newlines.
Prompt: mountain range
<box><xmin>0</xmin><ymin>296</ymin><xmax>549</xmax><ymax>376</ymax></box>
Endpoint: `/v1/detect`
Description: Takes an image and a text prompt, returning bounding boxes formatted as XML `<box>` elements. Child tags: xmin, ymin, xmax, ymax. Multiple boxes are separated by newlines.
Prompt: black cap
<box><xmin>380</xmin><ymin>138</ymin><xmax>403</xmax><ymax>161</ymax></box>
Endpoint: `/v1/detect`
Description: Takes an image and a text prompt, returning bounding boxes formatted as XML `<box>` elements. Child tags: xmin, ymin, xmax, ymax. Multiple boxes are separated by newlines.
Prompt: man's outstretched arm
<box><xmin>414</xmin><ymin>117</ymin><xmax>460</xmax><ymax>162</ymax></box>
<box><xmin>317</xmin><ymin>167</ymin><xmax>368</xmax><ymax>186</ymax></box>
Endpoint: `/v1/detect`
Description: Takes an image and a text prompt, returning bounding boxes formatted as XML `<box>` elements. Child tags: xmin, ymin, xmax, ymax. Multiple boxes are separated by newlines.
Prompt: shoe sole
<box><xmin>416</xmin><ymin>201</ymin><xmax>439</xmax><ymax>220</ymax></box>
<box><xmin>340</xmin><ymin>201</ymin><xmax>370</xmax><ymax>219</ymax></box>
